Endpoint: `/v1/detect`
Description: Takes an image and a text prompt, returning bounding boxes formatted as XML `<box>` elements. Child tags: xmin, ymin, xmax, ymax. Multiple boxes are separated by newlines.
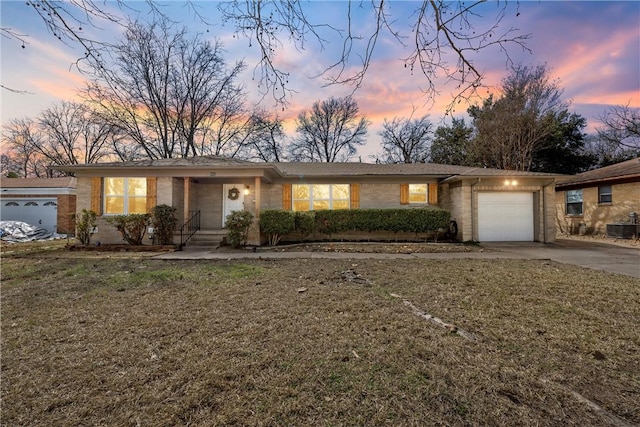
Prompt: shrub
<box><xmin>259</xmin><ymin>210</ymin><xmax>295</xmax><ymax>246</ymax></box>
<box><xmin>73</xmin><ymin>209</ymin><xmax>97</xmax><ymax>246</ymax></box>
<box><xmin>225</xmin><ymin>210</ymin><xmax>254</xmax><ymax>248</ymax></box>
<box><xmin>314</xmin><ymin>208</ymin><xmax>450</xmax><ymax>235</ymax></box>
<box><xmin>105</xmin><ymin>213</ymin><xmax>151</xmax><ymax>245</ymax></box>
<box><xmin>151</xmin><ymin>204</ymin><xmax>178</xmax><ymax>245</ymax></box>
<box><xmin>294</xmin><ymin>211</ymin><xmax>315</xmax><ymax>237</ymax></box>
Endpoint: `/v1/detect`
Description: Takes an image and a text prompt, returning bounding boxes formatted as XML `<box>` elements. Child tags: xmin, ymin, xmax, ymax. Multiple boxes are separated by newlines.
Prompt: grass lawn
<box><xmin>1</xmin><ymin>248</ymin><xmax>639</xmax><ymax>426</ymax></box>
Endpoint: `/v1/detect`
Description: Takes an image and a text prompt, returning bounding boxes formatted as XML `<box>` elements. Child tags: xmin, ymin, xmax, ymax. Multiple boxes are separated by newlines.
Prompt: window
<box><xmin>566</xmin><ymin>189</ymin><xmax>583</xmax><ymax>215</ymax></box>
<box><xmin>104</xmin><ymin>177</ymin><xmax>147</xmax><ymax>215</ymax></box>
<box><xmin>409</xmin><ymin>184</ymin><xmax>428</xmax><ymax>204</ymax></box>
<box><xmin>598</xmin><ymin>185</ymin><xmax>612</xmax><ymax>204</ymax></box>
<box><xmin>292</xmin><ymin>184</ymin><xmax>350</xmax><ymax>211</ymax></box>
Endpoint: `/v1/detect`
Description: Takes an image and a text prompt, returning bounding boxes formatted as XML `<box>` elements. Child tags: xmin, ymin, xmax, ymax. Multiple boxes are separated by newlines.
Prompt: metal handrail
<box><xmin>179</xmin><ymin>210</ymin><xmax>201</xmax><ymax>250</ymax></box>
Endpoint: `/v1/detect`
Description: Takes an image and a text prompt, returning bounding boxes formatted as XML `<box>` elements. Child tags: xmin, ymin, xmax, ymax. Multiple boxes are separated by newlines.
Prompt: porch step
<box><xmin>184</xmin><ymin>230</ymin><xmax>227</xmax><ymax>249</ymax></box>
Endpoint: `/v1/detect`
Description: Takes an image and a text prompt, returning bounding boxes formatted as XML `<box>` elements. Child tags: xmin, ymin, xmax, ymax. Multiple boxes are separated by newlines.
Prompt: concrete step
<box><xmin>184</xmin><ymin>230</ymin><xmax>227</xmax><ymax>248</ymax></box>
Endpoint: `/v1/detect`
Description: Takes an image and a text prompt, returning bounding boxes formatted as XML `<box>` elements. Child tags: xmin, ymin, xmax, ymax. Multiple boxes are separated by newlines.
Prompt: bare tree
<box><xmin>468</xmin><ymin>64</ymin><xmax>567</xmax><ymax>171</ymax></box>
<box><xmin>239</xmin><ymin>109</ymin><xmax>286</xmax><ymax>162</ymax></box>
<box><xmin>597</xmin><ymin>104</ymin><xmax>640</xmax><ymax>150</ymax></box>
<box><xmin>84</xmin><ymin>19</ymin><xmax>247</xmax><ymax>159</ymax></box>
<box><xmin>290</xmin><ymin>96</ymin><xmax>368</xmax><ymax>162</ymax></box>
<box><xmin>1</xmin><ymin>118</ymin><xmax>50</xmax><ymax>177</ymax></box>
<box><xmin>6</xmin><ymin>1</ymin><xmax>530</xmax><ymax>107</ymax></box>
<box><xmin>37</xmin><ymin>101</ymin><xmax>117</xmax><ymax>166</ymax></box>
<box><xmin>377</xmin><ymin>115</ymin><xmax>433</xmax><ymax>163</ymax></box>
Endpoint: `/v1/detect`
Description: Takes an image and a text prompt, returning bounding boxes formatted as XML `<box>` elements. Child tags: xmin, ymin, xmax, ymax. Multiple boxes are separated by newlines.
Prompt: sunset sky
<box><xmin>1</xmin><ymin>1</ymin><xmax>639</xmax><ymax>159</ymax></box>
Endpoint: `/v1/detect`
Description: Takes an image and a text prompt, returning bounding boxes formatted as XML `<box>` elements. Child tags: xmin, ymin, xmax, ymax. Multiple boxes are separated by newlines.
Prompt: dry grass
<box><xmin>2</xmin><ymin>249</ymin><xmax>639</xmax><ymax>426</ymax></box>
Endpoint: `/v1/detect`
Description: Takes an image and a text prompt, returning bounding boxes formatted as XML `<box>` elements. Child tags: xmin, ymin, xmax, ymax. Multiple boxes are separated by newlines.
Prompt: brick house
<box><xmin>52</xmin><ymin>156</ymin><xmax>561</xmax><ymax>245</ymax></box>
<box><xmin>0</xmin><ymin>177</ymin><xmax>77</xmax><ymax>234</ymax></box>
<box><xmin>555</xmin><ymin>157</ymin><xmax>640</xmax><ymax>235</ymax></box>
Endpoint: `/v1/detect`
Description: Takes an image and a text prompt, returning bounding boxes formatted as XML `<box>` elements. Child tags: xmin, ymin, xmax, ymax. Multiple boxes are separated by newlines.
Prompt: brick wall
<box><xmin>556</xmin><ymin>182</ymin><xmax>640</xmax><ymax>235</ymax></box>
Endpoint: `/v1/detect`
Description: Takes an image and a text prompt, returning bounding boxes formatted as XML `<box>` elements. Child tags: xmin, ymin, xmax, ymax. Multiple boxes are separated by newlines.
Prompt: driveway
<box><xmin>482</xmin><ymin>239</ymin><xmax>640</xmax><ymax>278</ymax></box>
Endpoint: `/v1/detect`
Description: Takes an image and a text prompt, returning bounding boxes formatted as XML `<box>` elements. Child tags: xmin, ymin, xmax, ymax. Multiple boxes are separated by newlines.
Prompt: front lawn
<box><xmin>2</xmin><ymin>253</ymin><xmax>638</xmax><ymax>426</ymax></box>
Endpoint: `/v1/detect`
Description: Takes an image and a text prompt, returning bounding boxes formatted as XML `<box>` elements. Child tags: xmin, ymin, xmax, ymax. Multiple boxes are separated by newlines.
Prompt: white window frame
<box><xmin>104</xmin><ymin>177</ymin><xmax>147</xmax><ymax>215</ymax></box>
<box><xmin>292</xmin><ymin>184</ymin><xmax>350</xmax><ymax>211</ymax></box>
<box><xmin>566</xmin><ymin>189</ymin><xmax>583</xmax><ymax>216</ymax></box>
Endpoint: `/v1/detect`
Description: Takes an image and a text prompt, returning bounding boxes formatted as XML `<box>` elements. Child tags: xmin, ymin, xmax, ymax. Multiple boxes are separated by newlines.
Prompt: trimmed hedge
<box><xmin>314</xmin><ymin>208</ymin><xmax>450</xmax><ymax>234</ymax></box>
<box><xmin>259</xmin><ymin>210</ymin><xmax>295</xmax><ymax>246</ymax></box>
<box><xmin>259</xmin><ymin>208</ymin><xmax>451</xmax><ymax>244</ymax></box>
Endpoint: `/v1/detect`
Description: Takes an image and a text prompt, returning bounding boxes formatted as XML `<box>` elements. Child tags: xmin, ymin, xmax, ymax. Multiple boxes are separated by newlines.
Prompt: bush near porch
<box><xmin>259</xmin><ymin>208</ymin><xmax>451</xmax><ymax>245</ymax></box>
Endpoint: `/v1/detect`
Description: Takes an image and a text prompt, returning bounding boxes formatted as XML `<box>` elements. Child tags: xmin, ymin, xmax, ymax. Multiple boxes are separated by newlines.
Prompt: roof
<box><xmin>272</xmin><ymin>162</ymin><xmax>476</xmax><ymax>178</ymax></box>
<box><xmin>0</xmin><ymin>177</ymin><xmax>77</xmax><ymax>189</ymax></box>
<box><xmin>69</xmin><ymin>155</ymin><xmax>258</xmax><ymax>168</ymax></box>
<box><xmin>556</xmin><ymin>157</ymin><xmax>640</xmax><ymax>188</ymax></box>
<box><xmin>49</xmin><ymin>156</ymin><xmax>561</xmax><ymax>181</ymax></box>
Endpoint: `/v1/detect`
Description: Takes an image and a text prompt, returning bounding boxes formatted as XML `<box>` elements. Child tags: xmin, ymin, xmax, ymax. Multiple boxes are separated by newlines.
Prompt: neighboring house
<box><xmin>0</xmin><ymin>177</ymin><xmax>77</xmax><ymax>234</ymax></box>
<box><xmin>555</xmin><ymin>157</ymin><xmax>640</xmax><ymax>235</ymax></box>
<box><xmin>51</xmin><ymin>156</ymin><xmax>561</xmax><ymax>245</ymax></box>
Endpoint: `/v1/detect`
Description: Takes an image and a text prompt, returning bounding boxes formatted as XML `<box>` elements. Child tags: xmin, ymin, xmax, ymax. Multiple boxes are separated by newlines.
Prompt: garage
<box><xmin>477</xmin><ymin>192</ymin><xmax>534</xmax><ymax>241</ymax></box>
<box><xmin>1</xmin><ymin>198</ymin><xmax>59</xmax><ymax>232</ymax></box>
<box><xmin>0</xmin><ymin>177</ymin><xmax>77</xmax><ymax>234</ymax></box>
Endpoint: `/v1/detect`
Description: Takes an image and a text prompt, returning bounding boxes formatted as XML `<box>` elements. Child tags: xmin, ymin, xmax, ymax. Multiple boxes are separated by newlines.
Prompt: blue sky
<box><xmin>1</xmin><ymin>1</ymin><xmax>639</xmax><ymax>158</ymax></box>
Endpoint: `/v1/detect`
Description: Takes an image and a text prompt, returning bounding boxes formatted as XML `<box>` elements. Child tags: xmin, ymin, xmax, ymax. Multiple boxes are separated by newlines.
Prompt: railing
<box><xmin>179</xmin><ymin>210</ymin><xmax>201</xmax><ymax>250</ymax></box>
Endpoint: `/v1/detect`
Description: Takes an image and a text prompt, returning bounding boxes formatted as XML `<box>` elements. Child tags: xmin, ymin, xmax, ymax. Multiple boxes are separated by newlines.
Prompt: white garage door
<box><xmin>0</xmin><ymin>198</ymin><xmax>58</xmax><ymax>232</ymax></box>
<box><xmin>477</xmin><ymin>192</ymin><xmax>534</xmax><ymax>242</ymax></box>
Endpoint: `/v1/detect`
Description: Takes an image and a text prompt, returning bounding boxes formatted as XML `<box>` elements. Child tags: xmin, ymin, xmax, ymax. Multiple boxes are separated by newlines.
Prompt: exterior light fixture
<box><xmin>511</xmin><ymin>180</ymin><xmax>518</xmax><ymax>186</ymax></box>
<box><xmin>244</xmin><ymin>186</ymin><xmax>250</xmax><ymax>196</ymax></box>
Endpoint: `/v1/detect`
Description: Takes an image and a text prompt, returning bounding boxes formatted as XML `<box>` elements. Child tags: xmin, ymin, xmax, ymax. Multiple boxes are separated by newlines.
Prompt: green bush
<box><xmin>257</xmin><ymin>208</ymin><xmax>450</xmax><ymax>242</ymax></box>
<box><xmin>259</xmin><ymin>210</ymin><xmax>295</xmax><ymax>246</ymax></box>
<box><xmin>151</xmin><ymin>204</ymin><xmax>178</xmax><ymax>245</ymax></box>
<box><xmin>294</xmin><ymin>211</ymin><xmax>315</xmax><ymax>237</ymax></box>
<box><xmin>314</xmin><ymin>208</ymin><xmax>450</xmax><ymax>235</ymax></box>
<box><xmin>225</xmin><ymin>210</ymin><xmax>254</xmax><ymax>248</ymax></box>
<box><xmin>105</xmin><ymin>213</ymin><xmax>151</xmax><ymax>245</ymax></box>
<box><xmin>73</xmin><ymin>209</ymin><xmax>97</xmax><ymax>246</ymax></box>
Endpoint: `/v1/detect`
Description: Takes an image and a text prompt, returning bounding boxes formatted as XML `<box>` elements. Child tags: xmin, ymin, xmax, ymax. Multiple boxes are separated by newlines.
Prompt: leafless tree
<box><xmin>468</xmin><ymin>64</ymin><xmax>567</xmax><ymax>171</ymax></box>
<box><xmin>220</xmin><ymin>1</ymin><xmax>530</xmax><ymax>108</ymax></box>
<box><xmin>37</xmin><ymin>101</ymin><xmax>117</xmax><ymax>166</ymax></box>
<box><xmin>597</xmin><ymin>104</ymin><xmax>640</xmax><ymax>150</ymax></box>
<box><xmin>290</xmin><ymin>96</ymin><xmax>368</xmax><ymax>162</ymax></box>
<box><xmin>84</xmin><ymin>19</ymin><xmax>247</xmax><ymax>159</ymax></box>
<box><xmin>1</xmin><ymin>118</ymin><xmax>50</xmax><ymax>177</ymax></box>
<box><xmin>6</xmin><ymin>1</ymin><xmax>530</xmax><ymax>107</ymax></box>
<box><xmin>2</xmin><ymin>102</ymin><xmax>120</xmax><ymax>176</ymax></box>
<box><xmin>239</xmin><ymin>109</ymin><xmax>286</xmax><ymax>162</ymax></box>
<box><xmin>377</xmin><ymin>115</ymin><xmax>433</xmax><ymax>163</ymax></box>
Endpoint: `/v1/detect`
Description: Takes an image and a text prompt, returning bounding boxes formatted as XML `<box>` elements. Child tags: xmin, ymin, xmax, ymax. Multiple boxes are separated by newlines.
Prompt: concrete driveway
<box><xmin>481</xmin><ymin>239</ymin><xmax>640</xmax><ymax>278</ymax></box>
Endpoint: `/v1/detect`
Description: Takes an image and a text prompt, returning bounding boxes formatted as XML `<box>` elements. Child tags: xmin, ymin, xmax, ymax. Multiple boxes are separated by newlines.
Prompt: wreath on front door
<box><xmin>228</xmin><ymin>187</ymin><xmax>240</xmax><ymax>200</ymax></box>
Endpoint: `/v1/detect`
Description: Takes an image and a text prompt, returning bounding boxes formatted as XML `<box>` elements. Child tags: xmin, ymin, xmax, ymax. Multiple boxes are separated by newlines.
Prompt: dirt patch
<box><xmin>2</xmin><ymin>253</ymin><xmax>639</xmax><ymax>426</ymax></box>
<box><xmin>253</xmin><ymin>241</ymin><xmax>482</xmax><ymax>254</ymax></box>
<box><xmin>558</xmin><ymin>233</ymin><xmax>640</xmax><ymax>249</ymax></box>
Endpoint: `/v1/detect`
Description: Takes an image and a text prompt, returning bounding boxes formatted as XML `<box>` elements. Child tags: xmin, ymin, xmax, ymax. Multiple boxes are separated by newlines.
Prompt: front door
<box><xmin>222</xmin><ymin>183</ymin><xmax>245</xmax><ymax>227</ymax></box>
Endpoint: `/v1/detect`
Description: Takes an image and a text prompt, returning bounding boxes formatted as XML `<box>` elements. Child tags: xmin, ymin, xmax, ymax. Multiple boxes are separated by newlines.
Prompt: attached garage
<box><xmin>477</xmin><ymin>192</ymin><xmax>534</xmax><ymax>241</ymax></box>
<box><xmin>1</xmin><ymin>198</ymin><xmax>59</xmax><ymax>232</ymax></box>
<box><xmin>0</xmin><ymin>177</ymin><xmax>77</xmax><ymax>234</ymax></box>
